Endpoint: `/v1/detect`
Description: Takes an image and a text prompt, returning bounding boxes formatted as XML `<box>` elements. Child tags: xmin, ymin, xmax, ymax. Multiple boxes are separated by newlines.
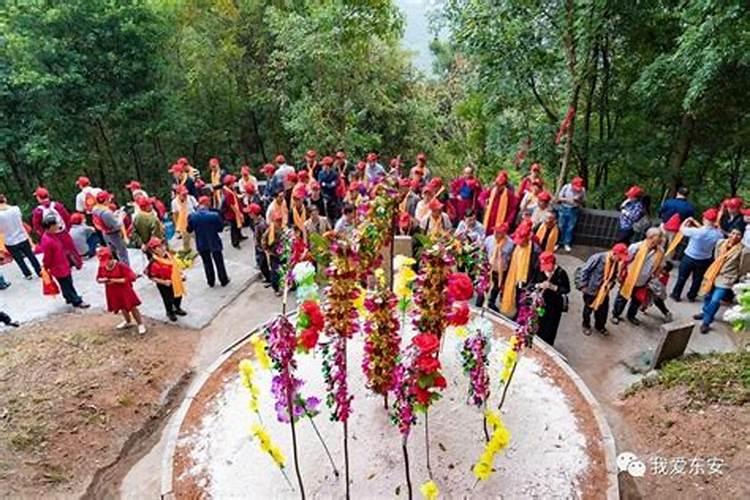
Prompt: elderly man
<box><xmin>578</xmin><ymin>243</ymin><xmax>630</xmax><ymax>336</ymax></box>
<box><xmin>450</xmin><ymin>166</ymin><xmax>482</xmax><ymax>221</ymax></box>
<box><xmin>421</xmin><ymin>199</ymin><xmax>452</xmax><ymax>237</ymax></box>
<box><xmin>481</xmin><ymin>171</ymin><xmax>517</xmax><ymax>236</ymax></box>
<box><xmin>364</xmin><ymin>152</ymin><xmax>386</xmax><ymax>185</ymax></box>
<box><xmin>669</xmin><ymin>208</ymin><xmax>724</xmax><ymax>302</ymax></box>
<box><xmin>693</xmin><ymin>228</ymin><xmax>746</xmax><ymax>333</ymax></box>
<box><xmin>612</xmin><ymin>227</ymin><xmax>664</xmax><ymax>325</ymax></box>
<box><xmin>455</xmin><ymin>209</ymin><xmax>485</xmax><ymax>243</ymax></box>
<box><xmin>534</xmin><ymin>210</ymin><xmax>560</xmax><ymax>253</ymax></box>
<box><xmin>478</xmin><ymin>223</ymin><xmax>514</xmax><ymax>312</ymax></box>
<box><xmin>188</xmin><ymin>196</ymin><xmax>230</xmax><ymax>287</ymax></box>
<box><xmin>74</xmin><ymin>176</ymin><xmax>102</xmax><ymax>214</ymax></box>
<box><xmin>616</xmin><ymin>185</ymin><xmax>646</xmax><ymax>244</ymax></box>
<box><xmin>171</xmin><ymin>185</ymin><xmax>198</xmax><ymax>253</ymax></box>
<box><xmin>92</xmin><ymin>191</ymin><xmax>130</xmax><ymax>266</ymax></box>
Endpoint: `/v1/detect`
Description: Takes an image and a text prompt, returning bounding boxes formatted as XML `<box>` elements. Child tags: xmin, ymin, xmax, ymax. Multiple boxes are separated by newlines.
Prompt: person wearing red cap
<box><xmin>531</xmin><ymin>190</ymin><xmax>553</xmax><ymax>228</ymax></box>
<box><xmin>32</xmin><ymin>187</ymin><xmax>82</xmax><ymax>270</ymax></box>
<box><xmin>315</xmin><ymin>157</ymin><xmax>340</xmax><ymax>222</ymax></box>
<box><xmin>238</xmin><ymin>165</ymin><xmax>258</xmax><ymax>197</ymax></box>
<box><xmin>144</xmin><ymin>237</ymin><xmax>187</xmax><ymax>321</ymax></box>
<box><xmin>0</xmin><ymin>193</ymin><xmax>42</xmax><ymax>278</ymax></box>
<box><xmin>91</xmin><ymin>191</ymin><xmax>130</xmax><ymax>267</ymax></box>
<box><xmin>132</xmin><ymin>197</ymin><xmax>164</xmax><ymax>251</ymax></box>
<box><xmin>290</xmin><ymin>184</ymin><xmax>308</xmax><ymax>238</ymax></box>
<box><xmin>244</xmin><ymin>203</ymin><xmax>272</xmax><ymax>286</ymax></box>
<box><xmin>396</xmin><ymin>212</ymin><xmax>417</xmax><ymax>237</ymax></box>
<box><xmin>616</xmin><ymin>185</ymin><xmax>647</xmax><ymax>244</ymax></box>
<box><xmin>450</xmin><ymin>166</ymin><xmax>482</xmax><ymax>222</ymax></box>
<box><xmin>95</xmin><ymin>247</ymin><xmax>145</xmax><ymax>334</ymax></box>
<box><xmin>414</xmin><ymin>185</ymin><xmax>436</xmax><ymax>225</ymax></box>
<box><xmin>364</xmin><ymin>152</ymin><xmax>385</xmax><ymax>185</ymax></box>
<box><xmin>262</xmin><ymin>210</ymin><xmax>289</xmax><ymax>296</ymax></box>
<box><xmin>500</xmin><ymin>221</ymin><xmax>540</xmax><ymax>316</ymax></box>
<box><xmin>534</xmin><ymin>211</ymin><xmax>560</xmax><ymax>253</ymax></box>
<box><xmin>478</xmin><ymin>222</ymin><xmax>514</xmax><ymax>312</ymax></box>
<box><xmin>398</xmin><ymin>178</ymin><xmax>419</xmax><ymax>219</ymax></box>
<box><xmin>171</xmin><ymin>185</ymin><xmax>198</xmax><ymax>253</ymax></box>
<box><xmin>719</xmin><ymin>197</ymin><xmax>745</xmax><ymax>235</ymax></box>
<box><xmin>220</xmin><ymin>175</ymin><xmax>246</xmax><ymax>248</ymax></box>
<box><xmin>207</xmin><ymin>158</ymin><xmax>227</xmax><ymax>208</ymax></box>
<box><xmin>269</xmin><ymin>154</ymin><xmax>295</xmax><ymax>196</ymax></box>
<box><xmin>36</xmin><ymin>213</ymin><xmax>90</xmax><ymax>309</ymax></box>
<box><xmin>410</xmin><ymin>152</ymin><xmax>430</xmax><ymax>181</ymax></box>
<box><xmin>421</xmin><ymin>198</ymin><xmax>452</xmax><ymax>237</ymax></box>
<box><xmin>68</xmin><ymin>211</ymin><xmax>97</xmax><ymax>259</ymax></box>
<box><xmin>480</xmin><ymin>171</ymin><xmax>517</xmax><ymax>236</ymax></box>
<box><xmin>556</xmin><ymin>176</ymin><xmax>587</xmax><ymax>252</ymax></box>
<box><xmin>125</xmin><ymin>180</ymin><xmax>149</xmax><ymax>203</ymax></box>
<box><xmin>531</xmin><ymin>251</ymin><xmax>570</xmax><ymax>346</ymax></box>
<box><xmin>188</xmin><ymin>197</ymin><xmax>230</xmax><ymax>287</ymax></box>
<box><xmin>170</xmin><ymin>162</ymin><xmax>197</xmax><ymax>198</ymax></box>
<box><xmin>242</xmin><ymin>181</ymin><xmax>263</xmax><ymax>214</ymax></box>
<box><xmin>612</xmin><ymin>227</ymin><xmax>665</xmax><ymax>326</ymax></box>
<box><xmin>74</xmin><ymin>176</ymin><xmax>102</xmax><ymax>214</ymax></box>
<box><xmin>518</xmin><ymin>163</ymin><xmax>544</xmax><ymax>196</ymax></box>
<box><xmin>577</xmin><ymin>243</ymin><xmax>630</xmax><ymax>336</ymax></box>
<box><xmin>669</xmin><ymin>208</ymin><xmax>724</xmax><ymax>302</ymax></box>
<box><xmin>298</xmin><ymin>150</ymin><xmax>320</xmax><ymax>179</ymax></box>
<box><xmin>518</xmin><ymin>178</ymin><xmax>544</xmax><ymax>219</ymax></box>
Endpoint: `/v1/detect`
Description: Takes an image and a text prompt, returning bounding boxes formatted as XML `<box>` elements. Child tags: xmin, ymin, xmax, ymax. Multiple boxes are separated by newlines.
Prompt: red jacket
<box><xmin>38</xmin><ymin>232</ymin><xmax>72</xmax><ymax>278</ymax></box>
<box><xmin>32</xmin><ymin>201</ymin><xmax>71</xmax><ymax>237</ymax></box>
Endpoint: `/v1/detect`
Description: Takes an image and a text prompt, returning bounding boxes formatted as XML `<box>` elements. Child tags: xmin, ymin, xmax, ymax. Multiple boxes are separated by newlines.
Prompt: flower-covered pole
<box><xmin>363</xmin><ymin>269</ymin><xmax>401</xmax><ymax>410</ymax></box>
<box><xmin>238</xmin><ymin>358</ymin><xmax>294</xmax><ymax>490</ymax></box>
<box><xmin>459</xmin><ymin>317</ymin><xmax>492</xmax><ymax>440</ymax></box>
<box><xmin>266</xmin><ymin>315</ymin><xmax>314</xmax><ymax>499</ymax></box>
<box><xmin>322</xmin><ymin>239</ymin><xmax>359</xmax><ymax>499</ymax></box>
<box><xmin>291</xmin><ymin>262</ymin><xmax>339</xmax><ymax>477</ymax></box>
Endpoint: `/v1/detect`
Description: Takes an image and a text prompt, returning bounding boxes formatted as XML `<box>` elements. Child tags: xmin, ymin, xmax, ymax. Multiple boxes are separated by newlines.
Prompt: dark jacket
<box><xmin>187</xmin><ymin>208</ymin><xmax>224</xmax><ymax>253</ymax></box>
<box><xmin>317</xmin><ymin>168</ymin><xmax>340</xmax><ymax>200</ymax></box>
<box><xmin>531</xmin><ymin>266</ymin><xmax>571</xmax><ymax>311</ymax></box>
<box><xmin>578</xmin><ymin>251</ymin><xmax>610</xmax><ymax>296</ymax></box>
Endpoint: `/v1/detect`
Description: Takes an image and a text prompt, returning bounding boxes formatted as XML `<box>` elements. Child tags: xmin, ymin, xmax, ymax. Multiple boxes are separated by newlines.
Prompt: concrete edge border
<box><xmin>161</xmin><ymin>308</ymin><xmax>619</xmax><ymax>499</ymax></box>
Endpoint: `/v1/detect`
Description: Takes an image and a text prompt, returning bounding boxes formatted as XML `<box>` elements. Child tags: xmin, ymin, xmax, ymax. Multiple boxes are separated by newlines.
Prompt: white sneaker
<box><xmin>564</xmin><ymin>245</ymin><xmax>572</xmax><ymax>252</ymax></box>
<box><xmin>116</xmin><ymin>321</ymin><xmax>134</xmax><ymax>330</ymax></box>
<box><xmin>137</xmin><ymin>324</ymin><xmax>147</xmax><ymax>335</ymax></box>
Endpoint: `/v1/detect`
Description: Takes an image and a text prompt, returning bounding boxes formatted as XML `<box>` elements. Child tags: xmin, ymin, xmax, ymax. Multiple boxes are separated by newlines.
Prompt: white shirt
<box><xmin>75</xmin><ymin>186</ymin><xmax>102</xmax><ymax>212</ymax></box>
<box><xmin>0</xmin><ymin>205</ymin><xmax>28</xmax><ymax>245</ymax></box>
<box><xmin>171</xmin><ymin>196</ymin><xmax>198</xmax><ymax>216</ymax></box>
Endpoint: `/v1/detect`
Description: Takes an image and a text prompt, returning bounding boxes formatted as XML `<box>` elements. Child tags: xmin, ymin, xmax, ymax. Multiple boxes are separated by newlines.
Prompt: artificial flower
<box><xmin>447</xmin><ymin>302</ymin><xmax>470</xmax><ymax>326</ymax></box>
<box><xmin>415</xmin><ymin>355</ymin><xmax>440</xmax><ymax>373</ymax></box>
<box><xmin>238</xmin><ymin>359</ymin><xmax>261</xmax><ymax>413</ymax></box>
<box><xmin>447</xmin><ymin>272</ymin><xmax>474</xmax><ymax>301</ymax></box>
<box><xmin>250</xmin><ymin>335</ymin><xmax>272</xmax><ymax>370</ymax></box>
<box><xmin>472</xmin><ymin>410</ymin><xmax>511</xmax><ymax>481</ymax></box>
<box><xmin>394</xmin><ymin>255</ymin><xmax>416</xmax><ymax>270</ymax></box>
<box><xmin>412</xmin><ymin>333</ymin><xmax>440</xmax><ymax>355</ymax></box>
<box><xmin>420</xmin><ymin>480</ymin><xmax>439</xmax><ymax>500</ymax></box>
<box><xmin>251</xmin><ymin>423</ymin><xmax>286</xmax><ymax>467</ymax></box>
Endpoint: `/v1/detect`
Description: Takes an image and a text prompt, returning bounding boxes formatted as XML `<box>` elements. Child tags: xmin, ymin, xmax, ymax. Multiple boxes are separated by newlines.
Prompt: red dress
<box><xmin>97</xmin><ymin>262</ymin><xmax>141</xmax><ymax>312</ymax></box>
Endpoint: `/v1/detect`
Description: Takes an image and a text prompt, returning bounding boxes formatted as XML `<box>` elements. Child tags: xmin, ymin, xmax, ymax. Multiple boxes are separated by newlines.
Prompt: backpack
<box><xmin>573</xmin><ymin>266</ymin><xmax>585</xmax><ymax>290</ymax></box>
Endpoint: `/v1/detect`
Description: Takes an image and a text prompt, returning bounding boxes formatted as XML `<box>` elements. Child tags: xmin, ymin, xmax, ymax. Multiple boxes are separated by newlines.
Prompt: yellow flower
<box><xmin>251</xmin><ymin>423</ymin><xmax>286</xmax><ymax>467</ymax></box>
<box><xmin>250</xmin><ymin>336</ymin><xmax>272</xmax><ymax>370</ymax></box>
<box><xmin>238</xmin><ymin>359</ymin><xmax>255</xmax><ymax>388</ymax></box>
<box><xmin>375</xmin><ymin>268</ymin><xmax>386</xmax><ymax>286</ymax></box>
<box><xmin>450</xmin><ymin>325</ymin><xmax>468</xmax><ymax>338</ymax></box>
<box><xmin>473</xmin><ymin>459</ymin><xmax>492</xmax><ymax>481</ymax></box>
<box><xmin>394</xmin><ymin>255</ymin><xmax>416</xmax><ymax>270</ymax></box>
<box><xmin>473</xmin><ymin>411</ymin><xmax>511</xmax><ymax>481</ymax></box>
<box><xmin>485</xmin><ymin>410</ymin><xmax>501</xmax><ymax>428</ymax></box>
<box><xmin>419</xmin><ymin>480</ymin><xmax>439</xmax><ymax>500</ymax></box>
<box><xmin>354</xmin><ymin>286</ymin><xmax>366</xmax><ymax>313</ymax></box>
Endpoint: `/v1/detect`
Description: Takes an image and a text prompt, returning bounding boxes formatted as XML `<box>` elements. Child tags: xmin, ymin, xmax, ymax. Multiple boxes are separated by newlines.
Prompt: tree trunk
<box><xmin>668</xmin><ymin>113</ymin><xmax>695</xmax><ymax>192</ymax></box>
<box><xmin>556</xmin><ymin>0</ymin><xmax>580</xmax><ymax>193</ymax></box>
<box><xmin>557</xmin><ymin>85</ymin><xmax>581</xmax><ymax>192</ymax></box>
<box><xmin>4</xmin><ymin>148</ymin><xmax>29</xmax><ymax>196</ymax></box>
<box><xmin>131</xmin><ymin>145</ymin><xmax>143</xmax><ymax>181</ymax></box>
<box><xmin>250</xmin><ymin>110</ymin><xmax>267</xmax><ymax>163</ymax></box>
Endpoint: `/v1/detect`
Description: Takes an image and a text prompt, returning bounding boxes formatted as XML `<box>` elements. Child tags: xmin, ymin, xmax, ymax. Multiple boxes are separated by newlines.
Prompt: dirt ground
<box><xmin>616</xmin><ymin>386</ymin><xmax>750</xmax><ymax>499</ymax></box>
<box><xmin>0</xmin><ymin>312</ymin><xmax>197</xmax><ymax>499</ymax></box>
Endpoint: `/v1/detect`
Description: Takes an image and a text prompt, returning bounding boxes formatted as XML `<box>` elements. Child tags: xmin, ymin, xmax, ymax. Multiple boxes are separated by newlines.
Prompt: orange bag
<box><xmin>41</xmin><ymin>269</ymin><xmax>59</xmax><ymax>296</ymax></box>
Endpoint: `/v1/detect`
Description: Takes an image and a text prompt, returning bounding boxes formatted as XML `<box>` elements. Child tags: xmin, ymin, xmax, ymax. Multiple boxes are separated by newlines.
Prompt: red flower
<box><xmin>414</xmin><ymin>386</ymin><xmax>431</xmax><ymax>405</ymax></box>
<box><xmin>447</xmin><ymin>273</ymin><xmax>474</xmax><ymax>301</ymax></box>
<box><xmin>298</xmin><ymin>327</ymin><xmax>319</xmax><ymax>351</ymax></box>
<box><xmin>434</xmin><ymin>375</ymin><xmax>447</xmax><ymax>389</ymax></box>
<box><xmin>301</xmin><ymin>300</ymin><xmax>324</xmax><ymax>331</ymax></box>
<box><xmin>415</xmin><ymin>355</ymin><xmax>440</xmax><ymax>373</ymax></box>
<box><xmin>412</xmin><ymin>333</ymin><xmax>440</xmax><ymax>355</ymax></box>
<box><xmin>447</xmin><ymin>302</ymin><xmax>470</xmax><ymax>326</ymax></box>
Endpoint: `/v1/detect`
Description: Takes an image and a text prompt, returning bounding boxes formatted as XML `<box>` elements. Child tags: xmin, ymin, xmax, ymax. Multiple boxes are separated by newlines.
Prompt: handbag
<box><xmin>41</xmin><ymin>269</ymin><xmax>60</xmax><ymax>296</ymax></box>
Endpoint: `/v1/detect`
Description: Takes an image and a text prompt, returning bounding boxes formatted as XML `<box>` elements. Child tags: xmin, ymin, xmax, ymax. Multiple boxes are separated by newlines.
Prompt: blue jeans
<box><xmin>557</xmin><ymin>206</ymin><xmax>578</xmax><ymax>246</ymax></box>
<box><xmin>671</xmin><ymin>255</ymin><xmax>711</xmax><ymax>300</ymax></box>
<box><xmin>702</xmin><ymin>286</ymin><xmax>730</xmax><ymax>326</ymax></box>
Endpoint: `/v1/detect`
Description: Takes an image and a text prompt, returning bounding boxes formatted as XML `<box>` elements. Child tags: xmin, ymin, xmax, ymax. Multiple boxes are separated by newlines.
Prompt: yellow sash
<box><xmin>428</xmin><ymin>214</ymin><xmax>445</xmax><ymax>236</ymax></box>
<box><xmin>267</xmin><ymin>200</ymin><xmax>288</xmax><ymax>245</ymax></box>
<box><xmin>490</xmin><ymin>236</ymin><xmax>506</xmax><ymax>273</ymax></box>
<box><xmin>483</xmin><ymin>187</ymin><xmax>509</xmax><ymax>231</ymax></box>
<box><xmin>501</xmin><ymin>242</ymin><xmax>532</xmax><ymax>315</ymax></box>
<box><xmin>620</xmin><ymin>243</ymin><xmax>663</xmax><ymax>299</ymax></box>
<box><xmin>665</xmin><ymin>232</ymin><xmax>683</xmax><ymax>258</ymax></box>
<box><xmin>0</xmin><ymin>233</ymin><xmax>5</xmax><ymax>254</ymax></box>
<box><xmin>292</xmin><ymin>203</ymin><xmax>307</xmax><ymax>232</ymax></box>
<box><xmin>591</xmin><ymin>254</ymin><xmax>617</xmax><ymax>310</ymax></box>
<box><xmin>211</xmin><ymin>169</ymin><xmax>222</xmax><ymax>206</ymax></box>
<box><xmin>153</xmin><ymin>253</ymin><xmax>185</xmax><ymax>297</ymax></box>
<box><xmin>700</xmin><ymin>241</ymin><xmax>741</xmax><ymax>295</ymax></box>
<box><xmin>175</xmin><ymin>197</ymin><xmax>189</xmax><ymax>233</ymax></box>
<box><xmin>535</xmin><ymin>224</ymin><xmax>559</xmax><ymax>253</ymax></box>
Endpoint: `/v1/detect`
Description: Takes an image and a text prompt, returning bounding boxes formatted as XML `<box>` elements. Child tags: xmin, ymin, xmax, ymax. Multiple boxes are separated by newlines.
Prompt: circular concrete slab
<box><xmin>164</xmin><ymin>310</ymin><xmax>618</xmax><ymax>499</ymax></box>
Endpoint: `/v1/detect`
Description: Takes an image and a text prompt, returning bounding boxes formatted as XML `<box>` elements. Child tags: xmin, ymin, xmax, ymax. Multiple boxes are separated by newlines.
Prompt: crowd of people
<box><xmin>0</xmin><ymin>149</ymin><xmax>748</xmax><ymax>344</ymax></box>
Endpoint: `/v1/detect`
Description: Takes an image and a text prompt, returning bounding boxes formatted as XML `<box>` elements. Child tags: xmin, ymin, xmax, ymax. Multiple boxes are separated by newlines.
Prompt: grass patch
<box><xmin>9</xmin><ymin>423</ymin><xmax>48</xmax><ymax>451</ymax></box>
<box><xmin>625</xmin><ymin>351</ymin><xmax>750</xmax><ymax>405</ymax></box>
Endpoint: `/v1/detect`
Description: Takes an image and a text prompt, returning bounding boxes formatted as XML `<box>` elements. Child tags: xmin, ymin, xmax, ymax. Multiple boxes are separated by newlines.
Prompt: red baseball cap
<box><xmin>198</xmin><ymin>195</ymin><xmax>211</xmax><ymax>207</ymax></box>
<box><xmin>70</xmin><ymin>213</ymin><xmax>85</xmax><ymax>225</ymax></box>
<box><xmin>137</xmin><ymin>197</ymin><xmax>153</xmax><ymax>209</ymax></box>
<box><xmin>286</xmin><ymin>172</ymin><xmax>298</xmax><ymax>183</ymax></box>
<box><xmin>428</xmin><ymin>198</ymin><xmax>443</xmax><ymax>211</ymax></box>
<box><xmin>626</xmin><ymin>185</ymin><xmax>643</xmax><ymax>199</ymax></box>
<box><xmin>95</xmin><ymin>191</ymin><xmax>111</xmax><ymax>203</ymax></box>
<box><xmin>724</xmin><ymin>197</ymin><xmax>743</xmax><ymax>210</ymax></box>
<box><xmin>262</xmin><ymin>163</ymin><xmax>276</xmax><ymax>176</ymax></box>
<box><xmin>175</xmin><ymin>185</ymin><xmax>188</xmax><ymax>195</ymax></box>
<box><xmin>244</xmin><ymin>183</ymin><xmax>256</xmax><ymax>194</ymax></box>
<box><xmin>209</xmin><ymin>157</ymin><xmax>220</xmax><ymax>167</ymax></box>
<box><xmin>125</xmin><ymin>180</ymin><xmax>141</xmax><ymax>190</ymax></box>
<box><xmin>366</xmin><ymin>152</ymin><xmax>378</xmax><ymax>162</ymax></box>
<box><xmin>146</xmin><ymin>237</ymin><xmax>163</xmax><ymax>249</ymax></box>
<box><xmin>702</xmin><ymin>208</ymin><xmax>718</xmax><ymax>222</ymax></box>
<box><xmin>274</xmin><ymin>154</ymin><xmax>286</xmax><ymax>165</ymax></box>
<box><xmin>322</xmin><ymin>156</ymin><xmax>334</xmax><ymax>166</ymax></box>
<box><xmin>76</xmin><ymin>176</ymin><xmax>90</xmax><ymax>187</ymax></box>
<box><xmin>612</xmin><ymin>243</ymin><xmax>629</xmax><ymax>260</ymax></box>
<box><xmin>96</xmin><ymin>246</ymin><xmax>113</xmax><ymax>262</ymax></box>
<box><xmin>34</xmin><ymin>187</ymin><xmax>49</xmax><ymax>200</ymax></box>
<box><xmin>539</xmin><ymin>251</ymin><xmax>556</xmax><ymax>272</ymax></box>
<box><xmin>538</xmin><ymin>191</ymin><xmax>552</xmax><ymax>203</ymax></box>
<box><xmin>571</xmin><ymin>176</ymin><xmax>585</xmax><ymax>189</ymax></box>
<box><xmin>246</xmin><ymin>203</ymin><xmax>262</xmax><ymax>216</ymax></box>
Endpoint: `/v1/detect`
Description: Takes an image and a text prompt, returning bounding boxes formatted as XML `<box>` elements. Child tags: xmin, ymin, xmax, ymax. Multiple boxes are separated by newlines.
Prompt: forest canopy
<box><xmin>1</xmin><ymin>0</ymin><xmax>748</xmax><ymax>210</ymax></box>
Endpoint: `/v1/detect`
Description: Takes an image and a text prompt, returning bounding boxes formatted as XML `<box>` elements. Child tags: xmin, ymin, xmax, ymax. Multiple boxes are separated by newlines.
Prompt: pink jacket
<box><xmin>38</xmin><ymin>232</ymin><xmax>71</xmax><ymax>278</ymax></box>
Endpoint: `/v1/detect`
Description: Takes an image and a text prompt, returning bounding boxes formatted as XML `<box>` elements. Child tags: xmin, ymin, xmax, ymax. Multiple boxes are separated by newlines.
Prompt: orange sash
<box><xmin>211</xmin><ymin>169</ymin><xmax>222</xmax><ymax>206</ymax></box>
<box><xmin>175</xmin><ymin>197</ymin><xmax>189</xmax><ymax>233</ymax></box>
<box><xmin>620</xmin><ymin>243</ymin><xmax>663</xmax><ymax>300</ymax></box>
<box><xmin>700</xmin><ymin>240</ymin><xmax>742</xmax><ymax>295</ymax></box>
<box><xmin>292</xmin><ymin>203</ymin><xmax>307</xmax><ymax>232</ymax></box>
<box><xmin>224</xmin><ymin>188</ymin><xmax>244</xmax><ymax>228</ymax></box>
<box><xmin>665</xmin><ymin>232</ymin><xmax>683</xmax><ymax>258</ymax></box>
<box><xmin>153</xmin><ymin>253</ymin><xmax>185</xmax><ymax>297</ymax></box>
<box><xmin>500</xmin><ymin>242</ymin><xmax>532</xmax><ymax>315</ymax></box>
<box><xmin>535</xmin><ymin>224</ymin><xmax>559</xmax><ymax>253</ymax></box>
<box><xmin>483</xmin><ymin>187</ymin><xmax>509</xmax><ymax>231</ymax></box>
<box><xmin>591</xmin><ymin>253</ymin><xmax>617</xmax><ymax>310</ymax></box>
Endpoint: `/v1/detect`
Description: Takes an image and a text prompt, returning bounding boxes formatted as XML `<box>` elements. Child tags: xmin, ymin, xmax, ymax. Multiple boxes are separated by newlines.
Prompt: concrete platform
<box><xmin>0</xmin><ymin>230</ymin><xmax>260</xmax><ymax>331</ymax></box>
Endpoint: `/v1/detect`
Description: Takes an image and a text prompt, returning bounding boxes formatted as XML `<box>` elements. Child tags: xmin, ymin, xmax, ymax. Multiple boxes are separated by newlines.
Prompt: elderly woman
<box><xmin>531</xmin><ymin>251</ymin><xmax>570</xmax><ymax>346</ymax></box>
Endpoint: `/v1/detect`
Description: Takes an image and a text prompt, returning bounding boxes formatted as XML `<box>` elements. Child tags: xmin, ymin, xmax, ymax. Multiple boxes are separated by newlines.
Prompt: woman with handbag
<box><xmin>531</xmin><ymin>251</ymin><xmax>570</xmax><ymax>346</ymax></box>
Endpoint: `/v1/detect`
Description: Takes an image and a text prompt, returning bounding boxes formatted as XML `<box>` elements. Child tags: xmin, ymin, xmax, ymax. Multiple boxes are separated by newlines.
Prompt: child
<box><xmin>144</xmin><ymin>237</ymin><xmax>187</xmax><ymax>321</ymax></box>
<box><xmin>96</xmin><ymin>247</ymin><xmax>146</xmax><ymax>334</ymax></box>
<box><xmin>641</xmin><ymin>261</ymin><xmax>674</xmax><ymax>322</ymax></box>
